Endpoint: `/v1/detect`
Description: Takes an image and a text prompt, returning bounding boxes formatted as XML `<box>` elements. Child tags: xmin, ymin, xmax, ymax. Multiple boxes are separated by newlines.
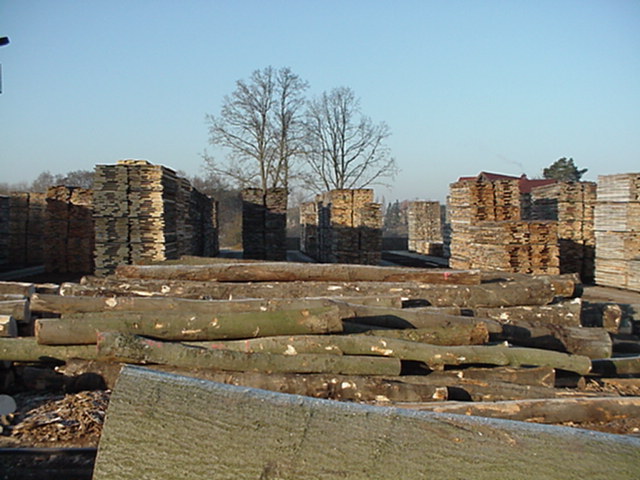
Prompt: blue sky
<box><xmin>1</xmin><ymin>0</ymin><xmax>638</xmax><ymax>202</ymax></box>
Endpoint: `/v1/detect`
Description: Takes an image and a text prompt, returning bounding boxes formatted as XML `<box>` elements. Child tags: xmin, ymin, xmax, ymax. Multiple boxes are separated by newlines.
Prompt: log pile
<box><xmin>595</xmin><ymin>173</ymin><xmax>640</xmax><ymax>292</ymax></box>
<box><xmin>44</xmin><ymin>186</ymin><xmax>95</xmax><ymax>274</ymax></box>
<box><xmin>0</xmin><ymin>195</ymin><xmax>8</xmax><ymax>265</ymax></box>
<box><xmin>302</xmin><ymin>189</ymin><xmax>382</xmax><ymax>265</ymax></box>
<box><xmin>529</xmin><ymin>181</ymin><xmax>596</xmax><ymax>281</ymax></box>
<box><xmin>242</xmin><ymin>188</ymin><xmax>287</xmax><ymax>261</ymax></box>
<box><xmin>93</xmin><ymin>160</ymin><xmax>218</xmax><ymax>275</ymax></box>
<box><xmin>407</xmin><ymin>201</ymin><xmax>443</xmax><ymax>256</ymax></box>
<box><xmin>6</xmin><ymin>192</ymin><xmax>46</xmax><ymax>266</ymax></box>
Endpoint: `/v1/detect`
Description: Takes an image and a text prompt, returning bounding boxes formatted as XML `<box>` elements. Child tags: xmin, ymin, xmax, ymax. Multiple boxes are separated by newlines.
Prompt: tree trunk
<box><xmin>187</xmin><ymin>334</ymin><xmax>592</xmax><ymax>374</ymax></box>
<box><xmin>31</xmin><ymin>293</ymin><xmax>402</xmax><ymax>315</ymax></box>
<box><xmin>115</xmin><ymin>262</ymin><xmax>481</xmax><ymax>284</ymax></box>
<box><xmin>591</xmin><ymin>355</ymin><xmax>640</xmax><ymax>376</ymax></box>
<box><xmin>410</xmin><ymin>365</ymin><xmax>556</xmax><ymax>388</ymax></box>
<box><xmin>65</xmin><ymin>277</ymin><xmax>558</xmax><ymax>308</ymax></box>
<box><xmin>0</xmin><ymin>337</ymin><xmax>98</xmax><ymax>362</ymax></box>
<box><xmin>0</xmin><ymin>281</ymin><xmax>35</xmax><ymax>297</ymax></box>
<box><xmin>472</xmin><ymin>298</ymin><xmax>582</xmax><ymax>327</ymax></box>
<box><xmin>96</xmin><ymin>332</ymin><xmax>402</xmax><ymax>376</ymax></box>
<box><xmin>0</xmin><ymin>299</ymin><xmax>30</xmax><ymax>323</ymax></box>
<box><xmin>93</xmin><ymin>366</ymin><xmax>640</xmax><ymax>480</ymax></box>
<box><xmin>480</xmin><ymin>272</ymin><xmax>581</xmax><ymax>298</ymax></box>
<box><xmin>343</xmin><ymin>324</ymin><xmax>489</xmax><ymax>346</ymax></box>
<box><xmin>401</xmin><ymin>397</ymin><xmax>640</xmax><ymax>425</ymax></box>
<box><xmin>35</xmin><ymin>306</ymin><xmax>344</xmax><ymax>345</ymax></box>
<box><xmin>0</xmin><ymin>315</ymin><xmax>17</xmax><ymax>337</ymax></box>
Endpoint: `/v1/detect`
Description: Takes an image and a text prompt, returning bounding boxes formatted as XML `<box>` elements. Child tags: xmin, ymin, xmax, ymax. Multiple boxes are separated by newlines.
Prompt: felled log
<box><xmin>35</xmin><ymin>306</ymin><xmax>344</xmax><ymax>345</ymax></box>
<box><xmin>344</xmin><ymin>324</ymin><xmax>489</xmax><ymax>346</ymax></box>
<box><xmin>0</xmin><ymin>281</ymin><xmax>35</xmax><ymax>297</ymax></box>
<box><xmin>0</xmin><ymin>315</ymin><xmax>17</xmax><ymax>337</ymax></box>
<box><xmin>416</xmin><ymin>366</ymin><xmax>556</xmax><ymax>388</ymax></box>
<box><xmin>472</xmin><ymin>299</ymin><xmax>582</xmax><ymax>327</ymax></box>
<box><xmin>496</xmin><ymin>321</ymin><xmax>612</xmax><ymax>359</ymax></box>
<box><xmin>188</xmin><ymin>335</ymin><xmax>592</xmax><ymax>374</ymax></box>
<box><xmin>92</xmin><ymin>366</ymin><xmax>640</xmax><ymax>480</ymax></box>
<box><xmin>31</xmin><ymin>293</ymin><xmax>402</xmax><ymax>315</ymax></box>
<box><xmin>0</xmin><ymin>337</ymin><xmax>97</xmax><ymax>362</ymax></box>
<box><xmin>582</xmin><ymin>301</ymin><xmax>624</xmax><ymax>333</ymax></box>
<box><xmin>591</xmin><ymin>356</ymin><xmax>640</xmax><ymax>376</ymax></box>
<box><xmin>115</xmin><ymin>262</ymin><xmax>482</xmax><ymax>285</ymax></box>
<box><xmin>401</xmin><ymin>397</ymin><xmax>640</xmax><ymax>425</ymax></box>
<box><xmin>480</xmin><ymin>271</ymin><xmax>581</xmax><ymax>298</ymax></box>
<box><xmin>96</xmin><ymin>333</ymin><xmax>402</xmax><ymax>376</ymax></box>
<box><xmin>65</xmin><ymin>277</ymin><xmax>558</xmax><ymax>308</ymax></box>
<box><xmin>0</xmin><ymin>298</ymin><xmax>30</xmax><ymax>323</ymax></box>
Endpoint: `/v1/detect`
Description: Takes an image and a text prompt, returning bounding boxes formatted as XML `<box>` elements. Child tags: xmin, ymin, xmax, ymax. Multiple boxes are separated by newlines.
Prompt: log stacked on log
<box><xmin>7</xmin><ymin>192</ymin><xmax>46</xmax><ymax>266</ymax></box>
<box><xmin>407</xmin><ymin>201</ymin><xmax>443</xmax><ymax>256</ymax></box>
<box><xmin>0</xmin><ymin>195</ymin><xmax>8</xmax><ymax>265</ymax></box>
<box><xmin>44</xmin><ymin>186</ymin><xmax>95</xmax><ymax>274</ymax></box>
<box><xmin>529</xmin><ymin>181</ymin><xmax>596</xmax><ymax>282</ymax></box>
<box><xmin>93</xmin><ymin>160</ymin><xmax>218</xmax><ymax>275</ymax></box>
<box><xmin>242</xmin><ymin>188</ymin><xmax>287</xmax><ymax>261</ymax></box>
<box><xmin>302</xmin><ymin>189</ymin><xmax>382</xmax><ymax>265</ymax></box>
<box><xmin>594</xmin><ymin>173</ymin><xmax>640</xmax><ymax>291</ymax></box>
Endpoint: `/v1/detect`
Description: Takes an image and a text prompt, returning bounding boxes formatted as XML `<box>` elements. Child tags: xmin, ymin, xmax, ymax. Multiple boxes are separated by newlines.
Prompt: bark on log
<box><xmin>96</xmin><ymin>333</ymin><xmax>402</xmax><ymax>376</ymax></box>
<box><xmin>0</xmin><ymin>337</ymin><xmax>97</xmax><ymax>362</ymax></box>
<box><xmin>115</xmin><ymin>262</ymin><xmax>482</xmax><ymax>285</ymax></box>
<box><xmin>472</xmin><ymin>299</ymin><xmax>582</xmax><ymax>327</ymax></box>
<box><xmin>66</xmin><ymin>277</ymin><xmax>557</xmax><ymax>308</ymax></box>
<box><xmin>415</xmin><ymin>366</ymin><xmax>556</xmax><ymax>388</ymax></box>
<box><xmin>495</xmin><ymin>321</ymin><xmax>613</xmax><ymax>359</ymax></box>
<box><xmin>343</xmin><ymin>324</ymin><xmax>489</xmax><ymax>346</ymax></box>
<box><xmin>187</xmin><ymin>335</ymin><xmax>592</xmax><ymax>374</ymax></box>
<box><xmin>0</xmin><ymin>281</ymin><xmax>35</xmax><ymax>297</ymax></box>
<box><xmin>93</xmin><ymin>366</ymin><xmax>640</xmax><ymax>480</ymax></box>
<box><xmin>36</xmin><ymin>306</ymin><xmax>344</xmax><ymax>345</ymax></box>
<box><xmin>0</xmin><ymin>299</ymin><xmax>30</xmax><ymax>323</ymax></box>
<box><xmin>400</xmin><ymin>397</ymin><xmax>640</xmax><ymax>425</ymax></box>
<box><xmin>0</xmin><ymin>315</ymin><xmax>17</xmax><ymax>337</ymax></box>
<box><xmin>480</xmin><ymin>272</ymin><xmax>581</xmax><ymax>298</ymax></box>
<box><xmin>591</xmin><ymin>356</ymin><xmax>640</xmax><ymax>376</ymax></box>
<box><xmin>31</xmin><ymin>293</ymin><xmax>402</xmax><ymax>315</ymax></box>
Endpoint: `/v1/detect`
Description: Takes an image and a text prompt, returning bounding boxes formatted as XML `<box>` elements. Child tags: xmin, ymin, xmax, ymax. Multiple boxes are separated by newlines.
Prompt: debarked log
<box><xmin>66</xmin><ymin>277</ymin><xmax>557</xmax><ymax>308</ymax></box>
<box><xmin>96</xmin><ymin>333</ymin><xmax>402</xmax><ymax>376</ymax></box>
<box><xmin>0</xmin><ymin>337</ymin><xmax>98</xmax><ymax>362</ymax></box>
<box><xmin>35</xmin><ymin>306</ymin><xmax>344</xmax><ymax>345</ymax></box>
<box><xmin>31</xmin><ymin>293</ymin><xmax>402</xmax><ymax>315</ymax></box>
<box><xmin>115</xmin><ymin>262</ymin><xmax>482</xmax><ymax>285</ymax></box>
<box><xmin>186</xmin><ymin>335</ymin><xmax>592</xmax><ymax>374</ymax></box>
<box><xmin>399</xmin><ymin>397</ymin><xmax>640</xmax><ymax>425</ymax></box>
<box><xmin>92</xmin><ymin>366</ymin><xmax>640</xmax><ymax>480</ymax></box>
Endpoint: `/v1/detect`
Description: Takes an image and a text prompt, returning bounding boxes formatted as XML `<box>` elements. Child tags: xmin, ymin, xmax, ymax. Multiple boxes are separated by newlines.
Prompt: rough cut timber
<box><xmin>7</xmin><ymin>192</ymin><xmax>46</xmax><ymax>266</ymax></box>
<box><xmin>93</xmin><ymin>366</ymin><xmax>640</xmax><ymax>480</ymax></box>
<box><xmin>407</xmin><ymin>201</ymin><xmax>443</xmax><ymax>255</ymax></box>
<box><xmin>594</xmin><ymin>173</ymin><xmax>640</xmax><ymax>291</ymax></box>
<box><xmin>242</xmin><ymin>188</ymin><xmax>287</xmax><ymax>261</ymax></box>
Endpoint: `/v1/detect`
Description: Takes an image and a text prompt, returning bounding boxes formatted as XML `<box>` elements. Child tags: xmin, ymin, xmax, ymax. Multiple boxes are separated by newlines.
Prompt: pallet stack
<box><xmin>407</xmin><ymin>201</ymin><xmax>443</xmax><ymax>256</ymax></box>
<box><xmin>308</xmin><ymin>189</ymin><xmax>382</xmax><ymax>265</ymax></box>
<box><xmin>594</xmin><ymin>173</ymin><xmax>640</xmax><ymax>292</ymax></box>
<box><xmin>529</xmin><ymin>182</ymin><xmax>596</xmax><ymax>281</ymax></box>
<box><xmin>93</xmin><ymin>160</ymin><xmax>217</xmax><ymax>275</ymax></box>
<box><xmin>6</xmin><ymin>193</ymin><xmax>46</xmax><ymax>266</ymax></box>
<box><xmin>241</xmin><ymin>188</ymin><xmax>287</xmax><ymax>261</ymax></box>
<box><xmin>0</xmin><ymin>196</ymin><xmax>9</xmax><ymax>266</ymax></box>
<box><xmin>44</xmin><ymin>186</ymin><xmax>95</xmax><ymax>274</ymax></box>
<box><xmin>448</xmin><ymin>178</ymin><xmax>560</xmax><ymax>274</ymax></box>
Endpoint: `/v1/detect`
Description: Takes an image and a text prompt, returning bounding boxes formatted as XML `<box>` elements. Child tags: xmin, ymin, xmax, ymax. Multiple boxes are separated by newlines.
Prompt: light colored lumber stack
<box><xmin>407</xmin><ymin>201</ymin><xmax>443</xmax><ymax>256</ymax></box>
<box><xmin>530</xmin><ymin>181</ymin><xmax>596</xmax><ymax>281</ymax></box>
<box><xmin>595</xmin><ymin>173</ymin><xmax>640</xmax><ymax>291</ymax></box>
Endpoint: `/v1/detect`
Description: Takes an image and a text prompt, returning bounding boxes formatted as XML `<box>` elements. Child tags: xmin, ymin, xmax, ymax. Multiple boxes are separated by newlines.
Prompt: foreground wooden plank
<box><xmin>94</xmin><ymin>366</ymin><xmax>640</xmax><ymax>480</ymax></box>
<box><xmin>115</xmin><ymin>262</ymin><xmax>482</xmax><ymax>284</ymax></box>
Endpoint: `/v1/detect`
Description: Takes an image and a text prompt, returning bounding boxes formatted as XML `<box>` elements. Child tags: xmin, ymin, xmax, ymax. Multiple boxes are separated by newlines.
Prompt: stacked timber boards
<box><xmin>94</xmin><ymin>160</ymin><xmax>218</xmax><ymax>275</ymax></box>
<box><xmin>448</xmin><ymin>179</ymin><xmax>560</xmax><ymax>274</ymax></box>
<box><xmin>6</xmin><ymin>192</ymin><xmax>46</xmax><ymax>266</ymax></box>
<box><xmin>595</xmin><ymin>173</ymin><xmax>640</xmax><ymax>292</ymax></box>
<box><xmin>242</xmin><ymin>188</ymin><xmax>287</xmax><ymax>261</ymax></box>
<box><xmin>530</xmin><ymin>182</ymin><xmax>596</xmax><ymax>281</ymax></box>
<box><xmin>0</xmin><ymin>196</ymin><xmax>8</xmax><ymax>265</ymax></box>
<box><xmin>407</xmin><ymin>201</ymin><xmax>443</xmax><ymax>256</ymax></box>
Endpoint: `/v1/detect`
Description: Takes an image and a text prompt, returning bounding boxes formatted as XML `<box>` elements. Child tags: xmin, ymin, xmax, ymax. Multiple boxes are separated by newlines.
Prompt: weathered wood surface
<box><xmin>0</xmin><ymin>315</ymin><xmax>17</xmax><ymax>337</ymax></box>
<box><xmin>0</xmin><ymin>337</ymin><xmax>97</xmax><ymax>362</ymax></box>
<box><xmin>93</xmin><ymin>366</ymin><xmax>640</xmax><ymax>480</ymax></box>
<box><xmin>399</xmin><ymin>397</ymin><xmax>640</xmax><ymax>424</ymax></box>
<box><xmin>115</xmin><ymin>262</ymin><xmax>482</xmax><ymax>285</ymax></box>
<box><xmin>0</xmin><ymin>281</ymin><xmax>35</xmax><ymax>297</ymax></box>
<box><xmin>96</xmin><ymin>333</ymin><xmax>402</xmax><ymax>376</ymax></box>
<box><xmin>472</xmin><ymin>299</ymin><xmax>582</xmax><ymax>327</ymax></box>
<box><xmin>187</xmin><ymin>335</ymin><xmax>591</xmax><ymax>374</ymax></box>
<box><xmin>35</xmin><ymin>306</ymin><xmax>344</xmax><ymax>345</ymax></box>
<box><xmin>480</xmin><ymin>271</ymin><xmax>582</xmax><ymax>298</ymax></box>
<box><xmin>344</xmin><ymin>323</ymin><xmax>490</xmax><ymax>345</ymax></box>
<box><xmin>408</xmin><ymin>366</ymin><xmax>556</xmax><ymax>388</ymax></box>
<box><xmin>64</xmin><ymin>277</ymin><xmax>558</xmax><ymax>308</ymax></box>
<box><xmin>0</xmin><ymin>298</ymin><xmax>30</xmax><ymax>323</ymax></box>
<box><xmin>592</xmin><ymin>355</ymin><xmax>640</xmax><ymax>376</ymax></box>
<box><xmin>31</xmin><ymin>293</ymin><xmax>402</xmax><ymax>314</ymax></box>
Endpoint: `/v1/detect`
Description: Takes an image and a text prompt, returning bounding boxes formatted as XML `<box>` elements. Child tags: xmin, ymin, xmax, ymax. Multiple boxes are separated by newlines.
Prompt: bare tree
<box><xmin>303</xmin><ymin>87</ymin><xmax>397</xmax><ymax>192</ymax></box>
<box><xmin>204</xmin><ymin>66</ymin><xmax>308</xmax><ymax>191</ymax></box>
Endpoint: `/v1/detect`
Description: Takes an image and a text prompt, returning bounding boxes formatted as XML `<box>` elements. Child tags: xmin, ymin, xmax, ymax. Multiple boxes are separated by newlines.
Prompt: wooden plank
<box><xmin>93</xmin><ymin>366</ymin><xmax>640</xmax><ymax>480</ymax></box>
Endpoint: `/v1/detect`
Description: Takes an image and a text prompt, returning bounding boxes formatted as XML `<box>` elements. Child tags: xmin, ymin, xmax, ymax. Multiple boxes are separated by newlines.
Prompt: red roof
<box><xmin>457</xmin><ymin>172</ymin><xmax>557</xmax><ymax>194</ymax></box>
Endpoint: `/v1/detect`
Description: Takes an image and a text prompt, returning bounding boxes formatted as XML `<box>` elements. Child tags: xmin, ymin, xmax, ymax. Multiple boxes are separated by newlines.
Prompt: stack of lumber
<box><xmin>299</xmin><ymin>201</ymin><xmax>318</xmax><ymax>259</ymax></box>
<box><xmin>407</xmin><ymin>201</ymin><xmax>443</xmax><ymax>256</ymax></box>
<box><xmin>595</xmin><ymin>173</ymin><xmax>640</xmax><ymax>291</ymax></box>
<box><xmin>530</xmin><ymin>181</ymin><xmax>596</xmax><ymax>281</ymax></box>
<box><xmin>6</xmin><ymin>192</ymin><xmax>46</xmax><ymax>266</ymax></box>
<box><xmin>0</xmin><ymin>196</ymin><xmax>8</xmax><ymax>265</ymax></box>
<box><xmin>310</xmin><ymin>189</ymin><xmax>382</xmax><ymax>265</ymax></box>
<box><xmin>2</xmin><ymin>263</ymin><xmax>640</xmax><ymax>440</ymax></box>
<box><xmin>448</xmin><ymin>178</ymin><xmax>560</xmax><ymax>274</ymax></box>
<box><xmin>242</xmin><ymin>188</ymin><xmax>287</xmax><ymax>261</ymax></box>
<box><xmin>93</xmin><ymin>160</ymin><xmax>218</xmax><ymax>275</ymax></box>
<box><xmin>44</xmin><ymin>186</ymin><xmax>95</xmax><ymax>273</ymax></box>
